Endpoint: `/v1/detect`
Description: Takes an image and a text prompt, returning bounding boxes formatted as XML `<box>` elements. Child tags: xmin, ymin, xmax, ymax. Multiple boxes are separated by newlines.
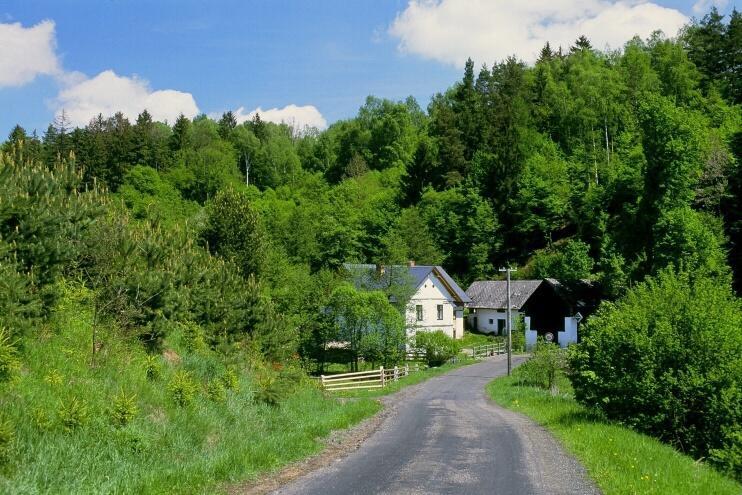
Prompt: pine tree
<box><xmin>218</xmin><ymin>111</ymin><xmax>237</xmax><ymax>139</ymax></box>
<box><xmin>170</xmin><ymin>113</ymin><xmax>192</xmax><ymax>151</ymax></box>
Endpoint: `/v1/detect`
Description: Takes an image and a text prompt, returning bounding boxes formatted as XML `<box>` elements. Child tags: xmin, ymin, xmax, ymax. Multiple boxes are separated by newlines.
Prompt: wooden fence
<box><xmin>320</xmin><ymin>363</ymin><xmax>420</xmax><ymax>392</ymax></box>
<box><xmin>471</xmin><ymin>342</ymin><xmax>505</xmax><ymax>358</ymax></box>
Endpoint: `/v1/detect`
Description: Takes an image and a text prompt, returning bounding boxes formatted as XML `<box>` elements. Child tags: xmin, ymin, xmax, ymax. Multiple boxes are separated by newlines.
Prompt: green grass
<box><xmin>0</xmin><ymin>285</ymin><xmax>380</xmax><ymax>494</ymax></box>
<box><xmin>460</xmin><ymin>330</ymin><xmax>503</xmax><ymax>348</ymax></box>
<box><xmin>487</xmin><ymin>373</ymin><xmax>742</xmax><ymax>495</ymax></box>
<box><xmin>336</xmin><ymin>356</ymin><xmax>477</xmax><ymax>399</ymax></box>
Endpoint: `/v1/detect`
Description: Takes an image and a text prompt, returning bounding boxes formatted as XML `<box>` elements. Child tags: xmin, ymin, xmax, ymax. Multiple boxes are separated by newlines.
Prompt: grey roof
<box><xmin>343</xmin><ymin>263</ymin><xmax>472</xmax><ymax>304</ymax></box>
<box><xmin>466</xmin><ymin>280</ymin><xmax>547</xmax><ymax>310</ymax></box>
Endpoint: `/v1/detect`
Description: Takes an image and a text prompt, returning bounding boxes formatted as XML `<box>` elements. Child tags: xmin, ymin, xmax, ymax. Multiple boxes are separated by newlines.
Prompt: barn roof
<box><xmin>465</xmin><ymin>279</ymin><xmax>554</xmax><ymax>310</ymax></box>
<box><xmin>342</xmin><ymin>263</ymin><xmax>471</xmax><ymax>304</ymax></box>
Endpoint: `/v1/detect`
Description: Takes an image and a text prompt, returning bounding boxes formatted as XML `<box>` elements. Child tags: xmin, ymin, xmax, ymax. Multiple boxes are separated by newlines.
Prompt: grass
<box><xmin>460</xmin><ymin>330</ymin><xmax>503</xmax><ymax>349</ymax></box>
<box><xmin>487</xmin><ymin>372</ymin><xmax>742</xmax><ymax>495</ymax></box>
<box><xmin>0</xmin><ymin>285</ymin><xmax>381</xmax><ymax>494</ymax></box>
<box><xmin>336</xmin><ymin>356</ymin><xmax>477</xmax><ymax>399</ymax></box>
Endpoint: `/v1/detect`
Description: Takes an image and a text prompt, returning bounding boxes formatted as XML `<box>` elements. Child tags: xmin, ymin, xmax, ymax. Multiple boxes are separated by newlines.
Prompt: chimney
<box><xmin>408</xmin><ymin>260</ymin><xmax>416</xmax><ymax>267</ymax></box>
<box><xmin>375</xmin><ymin>263</ymin><xmax>385</xmax><ymax>276</ymax></box>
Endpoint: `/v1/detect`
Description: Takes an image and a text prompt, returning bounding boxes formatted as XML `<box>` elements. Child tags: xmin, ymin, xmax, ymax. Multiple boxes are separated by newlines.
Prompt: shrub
<box><xmin>413</xmin><ymin>330</ymin><xmax>460</xmax><ymax>367</ymax></box>
<box><xmin>0</xmin><ymin>328</ymin><xmax>19</xmax><ymax>383</ymax></box>
<box><xmin>144</xmin><ymin>355</ymin><xmax>161</xmax><ymax>381</ymax></box>
<box><xmin>569</xmin><ymin>270</ymin><xmax>742</xmax><ymax>478</ymax></box>
<box><xmin>254</xmin><ymin>374</ymin><xmax>287</xmax><ymax>407</ymax></box>
<box><xmin>517</xmin><ymin>339</ymin><xmax>565</xmax><ymax>393</ymax></box>
<box><xmin>180</xmin><ymin>321</ymin><xmax>206</xmax><ymax>353</ymax></box>
<box><xmin>221</xmin><ymin>367</ymin><xmax>239</xmax><ymax>391</ymax></box>
<box><xmin>58</xmin><ymin>396</ymin><xmax>89</xmax><ymax>431</ymax></box>
<box><xmin>510</xmin><ymin>315</ymin><xmax>525</xmax><ymax>353</ymax></box>
<box><xmin>205</xmin><ymin>379</ymin><xmax>227</xmax><ymax>403</ymax></box>
<box><xmin>109</xmin><ymin>390</ymin><xmax>139</xmax><ymax>427</ymax></box>
<box><xmin>31</xmin><ymin>408</ymin><xmax>52</xmax><ymax>431</ymax></box>
<box><xmin>0</xmin><ymin>416</ymin><xmax>13</xmax><ymax>465</ymax></box>
<box><xmin>168</xmin><ymin>370</ymin><xmax>198</xmax><ymax>407</ymax></box>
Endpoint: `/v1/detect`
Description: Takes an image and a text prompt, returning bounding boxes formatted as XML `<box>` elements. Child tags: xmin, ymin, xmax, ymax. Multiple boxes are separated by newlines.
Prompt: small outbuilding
<box><xmin>465</xmin><ymin>278</ymin><xmax>593</xmax><ymax>348</ymax></box>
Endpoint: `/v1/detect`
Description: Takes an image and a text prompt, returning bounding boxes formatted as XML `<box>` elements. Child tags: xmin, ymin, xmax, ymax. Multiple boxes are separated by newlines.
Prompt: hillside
<box><xmin>0</xmin><ymin>8</ymin><xmax>741</xmax><ymax>492</ymax></box>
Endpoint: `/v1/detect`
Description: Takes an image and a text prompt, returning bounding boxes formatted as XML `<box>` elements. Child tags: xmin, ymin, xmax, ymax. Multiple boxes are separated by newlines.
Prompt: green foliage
<box><xmin>109</xmin><ymin>390</ymin><xmax>139</xmax><ymax>427</ymax></box>
<box><xmin>517</xmin><ymin>339</ymin><xmax>566</xmax><ymax>392</ymax></box>
<box><xmin>221</xmin><ymin>367</ymin><xmax>240</xmax><ymax>391</ymax></box>
<box><xmin>531</xmin><ymin>240</ymin><xmax>594</xmax><ymax>285</ymax></box>
<box><xmin>0</xmin><ymin>328</ymin><xmax>20</xmax><ymax>383</ymax></box>
<box><xmin>205</xmin><ymin>379</ymin><xmax>227</xmax><ymax>403</ymax></box>
<box><xmin>0</xmin><ymin>416</ymin><xmax>13</xmax><ymax>465</ymax></box>
<box><xmin>325</xmin><ymin>283</ymin><xmax>406</xmax><ymax>370</ymax></box>
<box><xmin>569</xmin><ymin>270</ymin><xmax>742</xmax><ymax>478</ymax></box>
<box><xmin>57</xmin><ymin>396</ymin><xmax>89</xmax><ymax>431</ymax></box>
<box><xmin>413</xmin><ymin>330</ymin><xmax>460</xmax><ymax>367</ymax></box>
<box><xmin>201</xmin><ymin>187</ymin><xmax>267</xmax><ymax>278</ymax></box>
<box><xmin>143</xmin><ymin>355</ymin><xmax>162</xmax><ymax>381</ymax></box>
<box><xmin>168</xmin><ymin>370</ymin><xmax>198</xmax><ymax>407</ymax></box>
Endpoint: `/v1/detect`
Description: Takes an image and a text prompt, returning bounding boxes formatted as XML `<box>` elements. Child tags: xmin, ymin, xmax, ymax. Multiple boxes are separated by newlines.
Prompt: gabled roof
<box><xmin>342</xmin><ymin>263</ymin><xmax>472</xmax><ymax>304</ymax></box>
<box><xmin>466</xmin><ymin>279</ymin><xmax>547</xmax><ymax>310</ymax></box>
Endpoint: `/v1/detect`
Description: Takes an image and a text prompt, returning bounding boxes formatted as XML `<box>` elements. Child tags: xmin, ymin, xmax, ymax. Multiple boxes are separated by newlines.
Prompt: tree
<box><xmin>201</xmin><ymin>187</ymin><xmax>268</xmax><ymax>278</ymax></box>
<box><xmin>326</xmin><ymin>284</ymin><xmax>405</xmax><ymax>371</ymax></box>
<box><xmin>218</xmin><ymin>111</ymin><xmax>238</xmax><ymax>139</ymax></box>
<box><xmin>170</xmin><ymin>113</ymin><xmax>192</xmax><ymax>151</ymax></box>
<box><xmin>569</xmin><ymin>270</ymin><xmax>742</xmax><ymax>478</ymax></box>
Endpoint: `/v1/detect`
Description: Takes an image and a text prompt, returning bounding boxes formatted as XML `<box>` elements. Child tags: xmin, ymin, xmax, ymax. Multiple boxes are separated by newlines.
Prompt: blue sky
<box><xmin>0</xmin><ymin>0</ymin><xmax>734</xmax><ymax>135</ymax></box>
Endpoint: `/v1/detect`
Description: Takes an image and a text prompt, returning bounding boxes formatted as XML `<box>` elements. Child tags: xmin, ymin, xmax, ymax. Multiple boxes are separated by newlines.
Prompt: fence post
<box><xmin>380</xmin><ymin>367</ymin><xmax>385</xmax><ymax>387</ymax></box>
<box><xmin>320</xmin><ymin>375</ymin><xmax>325</xmax><ymax>389</ymax></box>
<box><xmin>394</xmin><ymin>366</ymin><xmax>399</xmax><ymax>381</ymax></box>
<box><xmin>404</xmin><ymin>363</ymin><xmax>409</xmax><ymax>377</ymax></box>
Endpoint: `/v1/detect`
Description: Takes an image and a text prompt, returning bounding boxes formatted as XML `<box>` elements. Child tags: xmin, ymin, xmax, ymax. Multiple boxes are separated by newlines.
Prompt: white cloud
<box><xmin>54</xmin><ymin>70</ymin><xmax>199</xmax><ymax>126</ymax></box>
<box><xmin>692</xmin><ymin>0</ymin><xmax>728</xmax><ymax>14</ymax></box>
<box><xmin>232</xmin><ymin>104</ymin><xmax>327</xmax><ymax>131</ymax></box>
<box><xmin>0</xmin><ymin>20</ymin><xmax>61</xmax><ymax>87</ymax></box>
<box><xmin>389</xmin><ymin>0</ymin><xmax>689</xmax><ymax>66</ymax></box>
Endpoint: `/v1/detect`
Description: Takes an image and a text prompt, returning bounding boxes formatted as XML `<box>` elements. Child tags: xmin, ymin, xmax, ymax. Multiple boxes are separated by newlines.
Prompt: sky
<box><xmin>0</xmin><ymin>0</ymin><xmax>737</xmax><ymax>135</ymax></box>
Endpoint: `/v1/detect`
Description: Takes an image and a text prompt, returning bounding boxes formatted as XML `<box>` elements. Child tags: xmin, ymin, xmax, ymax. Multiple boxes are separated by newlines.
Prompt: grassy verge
<box><xmin>0</xmin><ymin>286</ymin><xmax>380</xmax><ymax>495</ymax></box>
<box><xmin>487</xmin><ymin>373</ymin><xmax>742</xmax><ymax>495</ymax></box>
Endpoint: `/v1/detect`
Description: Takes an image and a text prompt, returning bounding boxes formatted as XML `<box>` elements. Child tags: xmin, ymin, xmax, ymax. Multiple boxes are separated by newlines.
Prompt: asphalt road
<box><xmin>274</xmin><ymin>355</ymin><xmax>600</xmax><ymax>495</ymax></box>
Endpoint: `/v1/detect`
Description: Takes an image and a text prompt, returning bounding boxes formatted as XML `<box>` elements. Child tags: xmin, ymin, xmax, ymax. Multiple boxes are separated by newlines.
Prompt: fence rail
<box><xmin>320</xmin><ymin>363</ymin><xmax>420</xmax><ymax>392</ymax></box>
<box><xmin>471</xmin><ymin>342</ymin><xmax>505</xmax><ymax>358</ymax></box>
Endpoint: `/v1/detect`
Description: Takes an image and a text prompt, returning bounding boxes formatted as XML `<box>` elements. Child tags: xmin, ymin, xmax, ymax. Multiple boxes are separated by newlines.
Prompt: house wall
<box><xmin>467</xmin><ymin>309</ymin><xmax>521</xmax><ymax>335</ymax></box>
<box><xmin>406</xmin><ymin>273</ymin><xmax>464</xmax><ymax>340</ymax></box>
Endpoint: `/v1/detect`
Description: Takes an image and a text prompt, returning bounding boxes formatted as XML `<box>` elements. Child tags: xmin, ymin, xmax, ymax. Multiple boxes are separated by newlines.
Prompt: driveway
<box><xmin>273</xmin><ymin>355</ymin><xmax>599</xmax><ymax>495</ymax></box>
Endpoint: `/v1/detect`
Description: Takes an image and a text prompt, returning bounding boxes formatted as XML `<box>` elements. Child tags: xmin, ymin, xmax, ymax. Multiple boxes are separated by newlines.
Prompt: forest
<box><xmin>0</xmin><ymin>7</ymin><xmax>740</xmax><ymax>492</ymax></box>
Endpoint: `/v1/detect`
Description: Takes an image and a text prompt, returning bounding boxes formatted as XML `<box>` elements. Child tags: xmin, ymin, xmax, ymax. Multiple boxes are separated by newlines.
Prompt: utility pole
<box><xmin>499</xmin><ymin>266</ymin><xmax>516</xmax><ymax>376</ymax></box>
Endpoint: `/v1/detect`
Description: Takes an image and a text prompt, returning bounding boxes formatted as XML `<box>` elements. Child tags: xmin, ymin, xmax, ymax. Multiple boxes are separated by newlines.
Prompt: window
<box><xmin>416</xmin><ymin>305</ymin><xmax>423</xmax><ymax>321</ymax></box>
<box><xmin>437</xmin><ymin>305</ymin><xmax>444</xmax><ymax>320</ymax></box>
<box><xmin>497</xmin><ymin>319</ymin><xmax>506</xmax><ymax>335</ymax></box>
<box><xmin>488</xmin><ymin>318</ymin><xmax>494</xmax><ymax>325</ymax></box>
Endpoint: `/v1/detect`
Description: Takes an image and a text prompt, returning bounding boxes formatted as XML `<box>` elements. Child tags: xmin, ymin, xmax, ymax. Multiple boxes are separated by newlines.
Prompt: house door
<box><xmin>473</xmin><ymin>317</ymin><xmax>478</xmax><ymax>331</ymax></box>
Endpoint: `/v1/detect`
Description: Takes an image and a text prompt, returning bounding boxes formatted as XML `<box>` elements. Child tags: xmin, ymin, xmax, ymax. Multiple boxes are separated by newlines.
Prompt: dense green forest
<box><xmin>0</xmin><ymin>7</ymin><xmax>741</xmax><ymax>491</ymax></box>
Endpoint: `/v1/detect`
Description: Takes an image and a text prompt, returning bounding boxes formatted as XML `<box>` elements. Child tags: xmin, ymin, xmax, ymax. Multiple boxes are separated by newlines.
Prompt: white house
<box><xmin>465</xmin><ymin>279</ymin><xmax>584</xmax><ymax>349</ymax></box>
<box><xmin>343</xmin><ymin>262</ymin><xmax>471</xmax><ymax>340</ymax></box>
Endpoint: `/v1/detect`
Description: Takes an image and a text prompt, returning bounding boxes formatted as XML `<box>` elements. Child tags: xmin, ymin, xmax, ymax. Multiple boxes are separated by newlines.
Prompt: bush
<box><xmin>109</xmin><ymin>390</ymin><xmax>139</xmax><ymax>427</ymax></box>
<box><xmin>144</xmin><ymin>355</ymin><xmax>162</xmax><ymax>381</ymax></box>
<box><xmin>168</xmin><ymin>370</ymin><xmax>198</xmax><ymax>407</ymax></box>
<box><xmin>413</xmin><ymin>330</ymin><xmax>460</xmax><ymax>367</ymax></box>
<box><xmin>510</xmin><ymin>315</ymin><xmax>526</xmax><ymax>353</ymax></box>
<box><xmin>517</xmin><ymin>339</ymin><xmax>565</xmax><ymax>393</ymax></box>
<box><xmin>0</xmin><ymin>328</ymin><xmax>20</xmax><ymax>383</ymax></box>
<box><xmin>569</xmin><ymin>270</ymin><xmax>742</xmax><ymax>479</ymax></box>
<box><xmin>254</xmin><ymin>374</ymin><xmax>288</xmax><ymax>407</ymax></box>
<box><xmin>205</xmin><ymin>379</ymin><xmax>227</xmax><ymax>403</ymax></box>
<box><xmin>221</xmin><ymin>367</ymin><xmax>240</xmax><ymax>391</ymax></box>
<box><xmin>58</xmin><ymin>396</ymin><xmax>89</xmax><ymax>431</ymax></box>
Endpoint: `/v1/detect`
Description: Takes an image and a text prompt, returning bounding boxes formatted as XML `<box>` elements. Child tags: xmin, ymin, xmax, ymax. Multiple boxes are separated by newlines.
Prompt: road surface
<box><xmin>274</xmin><ymin>355</ymin><xmax>599</xmax><ymax>495</ymax></box>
